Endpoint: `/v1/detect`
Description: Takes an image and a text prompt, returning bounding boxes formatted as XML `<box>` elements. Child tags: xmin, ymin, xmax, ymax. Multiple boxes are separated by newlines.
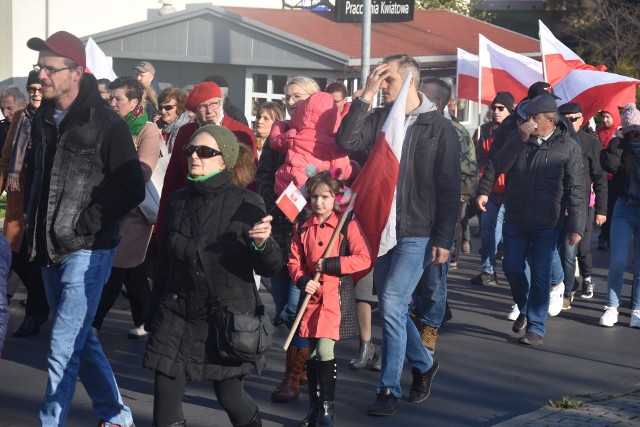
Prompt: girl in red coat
<box><xmin>288</xmin><ymin>170</ymin><xmax>371</xmax><ymax>427</ymax></box>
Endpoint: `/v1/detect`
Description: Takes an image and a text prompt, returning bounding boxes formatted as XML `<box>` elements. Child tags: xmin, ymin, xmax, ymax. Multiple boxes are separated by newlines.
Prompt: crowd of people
<box><xmin>0</xmin><ymin>30</ymin><xmax>638</xmax><ymax>427</ymax></box>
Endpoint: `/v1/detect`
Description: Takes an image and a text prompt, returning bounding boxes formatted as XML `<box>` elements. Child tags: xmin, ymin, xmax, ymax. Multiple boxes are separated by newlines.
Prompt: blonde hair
<box><xmin>284</xmin><ymin>76</ymin><xmax>320</xmax><ymax>96</ymax></box>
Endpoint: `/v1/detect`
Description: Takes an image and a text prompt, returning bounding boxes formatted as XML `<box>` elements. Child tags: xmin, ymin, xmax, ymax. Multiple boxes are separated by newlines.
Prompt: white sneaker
<box><xmin>548</xmin><ymin>283</ymin><xmax>565</xmax><ymax>317</ymax></box>
<box><xmin>599</xmin><ymin>306</ymin><xmax>619</xmax><ymax>327</ymax></box>
<box><xmin>127</xmin><ymin>325</ymin><xmax>149</xmax><ymax>339</ymax></box>
<box><xmin>630</xmin><ymin>310</ymin><xmax>640</xmax><ymax>328</ymax></box>
<box><xmin>507</xmin><ymin>304</ymin><xmax>520</xmax><ymax>321</ymax></box>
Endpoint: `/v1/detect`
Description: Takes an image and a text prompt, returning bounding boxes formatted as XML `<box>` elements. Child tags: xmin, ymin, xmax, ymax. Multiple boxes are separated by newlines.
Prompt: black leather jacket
<box><xmin>27</xmin><ymin>74</ymin><xmax>145</xmax><ymax>264</ymax></box>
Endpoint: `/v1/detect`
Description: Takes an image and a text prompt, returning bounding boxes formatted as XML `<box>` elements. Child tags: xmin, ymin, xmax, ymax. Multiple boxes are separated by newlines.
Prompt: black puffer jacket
<box><xmin>492</xmin><ymin>120</ymin><xmax>586</xmax><ymax>234</ymax></box>
<box><xmin>336</xmin><ymin>97</ymin><xmax>461</xmax><ymax>249</ymax></box>
<box><xmin>144</xmin><ymin>171</ymin><xmax>282</xmax><ymax>381</ymax></box>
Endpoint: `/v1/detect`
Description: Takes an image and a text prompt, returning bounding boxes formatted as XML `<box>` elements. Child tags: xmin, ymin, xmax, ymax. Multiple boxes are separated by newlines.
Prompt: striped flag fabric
<box><xmin>539</xmin><ymin>20</ymin><xmax>640</xmax><ymax>122</ymax></box>
<box><xmin>479</xmin><ymin>34</ymin><xmax>543</xmax><ymax>105</ymax></box>
<box><xmin>276</xmin><ymin>181</ymin><xmax>307</xmax><ymax>222</ymax></box>
<box><xmin>351</xmin><ymin>75</ymin><xmax>413</xmax><ymax>258</ymax></box>
<box><xmin>456</xmin><ymin>48</ymin><xmax>479</xmax><ymax>102</ymax></box>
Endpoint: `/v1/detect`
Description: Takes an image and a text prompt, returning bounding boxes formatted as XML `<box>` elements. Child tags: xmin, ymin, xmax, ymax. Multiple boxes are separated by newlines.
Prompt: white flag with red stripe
<box><xmin>85</xmin><ymin>37</ymin><xmax>117</xmax><ymax>80</ymax></box>
<box><xmin>351</xmin><ymin>76</ymin><xmax>413</xmax><ymax>258</ymax></box>
<box><xmin>479</xmin><ymin>34</ymin><xmax>543</xmax><ymax>105</ymax></box>
<box><xmin>276</xmin><ymin>181</ymin><xmax>307</xmax><ymax>223</ymax></box>
<box><xmin>456</xmin><ymin>48</ymin><xmax>479</xmax><ymax>101</ymax></box>
<box><xmin>539</xmin><ymin>20</ymin><xmax>640</xmax><ymax>122</ymax></box>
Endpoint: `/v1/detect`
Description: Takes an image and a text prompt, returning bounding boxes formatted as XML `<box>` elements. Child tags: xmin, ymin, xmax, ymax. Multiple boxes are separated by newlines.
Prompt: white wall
<box><xmin>3</xmin><ymin>0</ymin><xmax>283</xmax><ymax>85</ymax></box>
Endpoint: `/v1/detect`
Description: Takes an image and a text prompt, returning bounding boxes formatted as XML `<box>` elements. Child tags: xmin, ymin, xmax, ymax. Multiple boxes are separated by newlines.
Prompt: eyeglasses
<box><xmin>27</xmin><ymin>86</ymin><xmax>42</xmax><ymax>94</ymax></box>
<box><xmin>491</xmin><ymin>105</ymin><xmax>506</xmax><ymax>112</ymax></box>
<box><xmin>182</xmin><ymin>144</ymin><xmax>223</xmax><ymax>159</ymax></box>
<box><xmin>567</xmin><ymin>116</ymin><xmax>583</xmax><ymax>123</ymax></box>
<box><xmin>281</xmin><ymin>93</ymin><xmax>308</xmax><ymax>103</ymax></box>
<box><xmin>33</xmin><ymin>64</ymin><xmax>75</xmax><ymax>76</ymax></box>
<box><xmin>196</xmin><ymin>100</ymin><xmax>221</xmax><ymax>112</ymax></box>
<box><xmin>160</xmin><ymin>104</ymin><xmax>176</xmax><ymax>111</ymax></box>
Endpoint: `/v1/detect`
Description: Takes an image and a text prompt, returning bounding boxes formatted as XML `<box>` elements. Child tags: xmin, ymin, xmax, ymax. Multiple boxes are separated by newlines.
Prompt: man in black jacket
<box><xmin>492</xmin><ymin>94</ymin><xmax>586</xmax><ymax>347</ymax></box>
<box><xmin>27</xmin><ymin>31</ymin><xmax>143</xmax><ymax>427</ymax></box>
<box><xmin>337</xmin><ymin>54</ymin><xmax>460</xmax><ymax>417</ymax></box>
<box><xmin>558</xmin><ymin>102</ymin><xmax>607</xmax><ymax>304</ymax></box>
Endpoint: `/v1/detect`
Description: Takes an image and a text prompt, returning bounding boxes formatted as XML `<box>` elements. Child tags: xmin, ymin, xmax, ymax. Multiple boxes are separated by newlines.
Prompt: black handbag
<box><xmin>186</xmin><ymin>198</ymin><xmax>273</xmax><ymax>364</ymax></box>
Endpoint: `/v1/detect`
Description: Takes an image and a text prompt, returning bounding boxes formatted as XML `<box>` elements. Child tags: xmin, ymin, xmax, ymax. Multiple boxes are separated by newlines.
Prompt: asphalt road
<box><xmin>1</xmin><ymin>229</ymin><xmax>639</xmax><ymax>427</ymax></box>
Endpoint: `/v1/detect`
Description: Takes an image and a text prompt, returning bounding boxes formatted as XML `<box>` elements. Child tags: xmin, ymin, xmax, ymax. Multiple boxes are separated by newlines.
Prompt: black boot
<box><xmin>316</xmin><ymin>360</ymin><xmax>336</xmax><ymax>427</ymax></box>
<box><xmin>299</xmin><ymin>359</ymin><xmax>320</xmax><ymax>427</ymax></box>
<box><xmin>349</xmin><ymin>340</ymin><xmax>376</xmax><ymax>369</ymax></box>
<box><xmin>234</xmin><ymin>410</ymin><xmax>261</xmax><ymax>427</ymax></box>
<box><xmin>12</xmin><ymin>314</ymin><xmax>41</xmax><ymax>337</ymax></box>
<box><xmin>151</xmin><ymin>422</ymin><xmax>186</xmax><ymax>427</ymax></box>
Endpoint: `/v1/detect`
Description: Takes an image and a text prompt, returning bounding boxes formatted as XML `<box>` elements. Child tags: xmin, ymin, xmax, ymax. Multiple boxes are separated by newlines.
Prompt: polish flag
<box><xmin>85</xmin><ymin>37</ymin><xmax>117</xmax><ymax>80</ymax></box>
<box><xmin>539</xmin><ymin>20</ymin><xmax>639</xmax><ymax>122</ymax></box>
<box><xmin>479</xmin><ymin>34</ymin><xmax>543</xmax><ymax>105</ymax></box>
<box><xmin>456</xmin><ymin>48</ymin><xmax>479</xmax><ymax>101</ymax></box>
<box><xmin>276</xmin><ymin>181</ymin><xmax>307</xmax><ymax>222</ymax></box>
<box><xmin>351</xmin><ymin>75</ymin><xmax>413</xmax><ymax>259</ymax></box>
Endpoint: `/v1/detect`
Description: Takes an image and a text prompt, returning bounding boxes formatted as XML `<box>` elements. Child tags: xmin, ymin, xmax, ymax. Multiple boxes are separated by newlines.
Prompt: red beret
<box><xmin>185</xmin><ymin>82</ymin><xmax>222</xmax><ymax>112</ymax></box>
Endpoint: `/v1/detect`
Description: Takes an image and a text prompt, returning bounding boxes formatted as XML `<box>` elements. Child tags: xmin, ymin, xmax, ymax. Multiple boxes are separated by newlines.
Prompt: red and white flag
<box><xmin>85</xmin><ymin>37</ymin><xmax>117</xmax><ymax>80</ymax></box>
<box><xmin>479</xmin><ymin>34</ymin><xmax>543</xmax><ymax>105</ymax></box>
<box><xmin>539</xmin><ymin>20</ymin><xmax>639</xmax><ymax>122</ymax></box>
<box><xmin>456</xmin><ymin>48</ymin><xmax>479</xmax><ymax>101</ymax></box>
<box><xmin>276</xmin><ymin>181</ymin><xmax>307</xmax><ymax>223</ymax></box>
<box><xmin>351</xmin><ymin>75</ymin><xmax>413</xmax><ymax>258</ymax></box>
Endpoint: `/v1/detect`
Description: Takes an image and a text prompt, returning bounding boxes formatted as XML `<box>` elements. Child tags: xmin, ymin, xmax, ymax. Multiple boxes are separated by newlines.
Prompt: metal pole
<box><xmin>360</xmin><ymin>0</ymin><xmax>371</xmax><ymax>89</ymax></box>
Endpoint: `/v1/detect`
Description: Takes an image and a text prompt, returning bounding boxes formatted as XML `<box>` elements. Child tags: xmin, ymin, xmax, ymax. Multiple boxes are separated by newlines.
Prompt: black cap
<box><xmin>558</xmin><ymin>102</ymin><xmax>582</xmax><ymax>115</ymax></box>
<box><xmin>203</xmin><ymin>74</ymin><xmax>228</xmax><ymax>88</ymax></box>
<box><xmin>524</xmin><ymin>94</ymin><xmax>558</xmax><ymax>115</ymax></box>
<box><xmin>26</xmin><ymin>70</ymin><xmax>40</xmax><ymax>87</ymax></box>
<box><xmin>527</xmin><ymin>81</ymin><xmax>560</xmax><ymax>100</ymax></box>
<box><xmin>491</xmin><ymin>91</ymin><xmax>515</xmax><ymax>112</ymax></box>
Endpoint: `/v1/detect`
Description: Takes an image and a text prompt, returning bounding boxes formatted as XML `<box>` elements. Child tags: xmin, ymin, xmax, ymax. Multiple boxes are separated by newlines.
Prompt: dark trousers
<box><xmin>153</xmin><ymin>371</ymin><xmax>257</xmax><ymax>426</ymax></box>
<box><xmin>576</xmin><ymin>207</ymin><xmax>595</xmax><ymax>284</ymax></box>
<box><xmin>11</xmin><ymin>249</ymin><xmax>49</xmax><ymax>319</ymax></box>
<box><xmin>92</xmin><ymin>264</ymin><xmax>150</xmax><ymax>330</ymax></box>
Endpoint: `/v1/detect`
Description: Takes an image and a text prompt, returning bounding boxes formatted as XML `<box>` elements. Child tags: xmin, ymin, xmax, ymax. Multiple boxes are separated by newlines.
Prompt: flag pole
<box><xmin>283</xmin><ymin>193</ymin><xmax>357</xmax><ymax>351</ymax></box>
<box><xmin>477</xmin><ymin>35</ymin><xmax>483</xmax><ymax>135</ymax></box>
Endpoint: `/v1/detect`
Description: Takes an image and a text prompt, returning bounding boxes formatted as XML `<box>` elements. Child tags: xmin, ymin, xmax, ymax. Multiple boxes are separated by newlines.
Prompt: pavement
<box><xmin>1</xmin><ymin>224</ymin><xmax>640</xmax><ymax>426</ymax></box>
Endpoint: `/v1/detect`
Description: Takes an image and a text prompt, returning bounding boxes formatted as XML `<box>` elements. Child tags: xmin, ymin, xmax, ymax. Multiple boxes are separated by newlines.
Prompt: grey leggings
<box><xmin>308</xmin><ymin>337</ymin><xmax>336</xmax><ymax>361</ymax></box>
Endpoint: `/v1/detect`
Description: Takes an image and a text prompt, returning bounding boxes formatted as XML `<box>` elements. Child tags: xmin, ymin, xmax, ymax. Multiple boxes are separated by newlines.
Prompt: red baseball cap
<box><xmin>27</xmin><ymin>31</ymin><xmax>86</xmax><ymax>69</ymax></box>
<box><xmin>185</xmin><ymin>82</ymin><xmax>222</xmax><ymax>112</ymax></box>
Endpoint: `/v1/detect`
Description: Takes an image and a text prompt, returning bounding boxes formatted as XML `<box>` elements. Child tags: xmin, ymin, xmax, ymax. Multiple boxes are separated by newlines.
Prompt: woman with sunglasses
<box><xmin>0</xmin><ymin>71</ymin><xmax>50</xmax><ymax>338</ymax></box>
<box><xmin>144</xmin><ymin>125</ymin><xmax>281</xmax><ymax>427</ymax></box>
<box><xmin>156</xmin><ymin>87</ymin><xmax>191</xmax><ymax>153</ymax></box>
<box><xmin>92</xmin><ymin>76</ymin><xmax>164</xmax><ymax>338</ymax></box>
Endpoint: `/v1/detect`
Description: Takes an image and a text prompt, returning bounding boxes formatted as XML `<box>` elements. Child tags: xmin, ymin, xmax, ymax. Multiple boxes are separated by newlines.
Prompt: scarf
<box><xmin>161</xmin><ymin>111</ymin><xmax>191</xmax><ymax>153</ymax></box>
<box><xmin>124</xmin><ymin>104</ymin><xmax>148</xmax><ymax>137</ymax></box>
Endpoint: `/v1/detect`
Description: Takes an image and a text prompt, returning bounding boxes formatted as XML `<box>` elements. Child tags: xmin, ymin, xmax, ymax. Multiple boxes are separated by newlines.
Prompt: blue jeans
<box><xmin>607</xmin><ymin>198</ymin><xmax>640</xmax><ymax>310</ymax></box>
<box><xmin>558</xmin><ymin>229</ymin><xmax>579</xmax><ymax>295</ymax></box>
<box><xmin>502</xmin><ymin>223</ymin><xmax>559</xmax><ymax>337</ymax></box>
<box><xmin>0</xmin><ymin>235</ymin><xmax>11</xmax><ymax>354</ymax></box>
<box><xmin>270</xmin><ymin>266</ymin><xmax>307</xmax><ymax>349</ymax></box>
<box><xmin>374</xmin><ymin>237</ymin><xmax>434</xmax><ymax>398</ymax></box>
<box><xmin>481</xmin><ymin>201</ymin><xmax>504</xmax><ymax>274</ymax></box>
<box><xmin>40</xmin><ymin>249</ymin><xmax>133</xmax><ymax>427</ymax></box>
<box><xmin>412</xmin><ymin>244</ymin><xmax>452</xmax><ymax>329</ymax></box>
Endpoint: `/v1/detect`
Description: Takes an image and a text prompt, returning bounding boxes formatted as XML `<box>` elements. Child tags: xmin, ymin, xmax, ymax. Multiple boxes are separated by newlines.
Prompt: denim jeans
<box><xmin>270</xmin><ymin>266</ymin><xmax>307</xmax><ymax>349</ymax></box>
<box><xmin>0</xmin><ymin>235</ymin><xmax>11</xmax><ymax>354</ymax></box>
<box><xmin>40</xmin><ymin>249</ymin><xmax>133</xmax><ymax>427</ymax></box>
<box><xmin>607</xmin><ymin>197</ymin><xmax>640</xmax><ymax>310</ymax></box>
<box><xmin>412</xmin><ymin>243</ymin><xmax>452</xmax><ymax>329</ymax></box>
<box><xmin>374</xmin><ymin>237</ymin><xmax>434</xmax><ymax>398</ymax></box>
<box><xmin>480</xmin><ymin>201</ymin><xmax>504</xmax><ymax>274</ymax></box>
<box><xmin>558</xmin><ymin>230</ymin><xmax>580</xmax><ymax>296</ymax></box>
<box><xmin>502</xmin><ymin>223</ymin><xmax>559</xmax><ymax>337</ymax></box>
<box><xmin>549</xmin><ymin>247</ymin><xmax>565</xmax><ymax>287</ymax></box>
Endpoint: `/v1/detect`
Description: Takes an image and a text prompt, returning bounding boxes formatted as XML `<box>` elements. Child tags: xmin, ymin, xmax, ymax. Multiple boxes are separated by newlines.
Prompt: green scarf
<box><xmin>187</xmin><ymin>170</ymin><xmax>222</xmax><ymax>182</ymax></box>
<box><xmin>124</xmin><ymin>104</ymin><xmax>148</xmax><ymax>137</ymax></box>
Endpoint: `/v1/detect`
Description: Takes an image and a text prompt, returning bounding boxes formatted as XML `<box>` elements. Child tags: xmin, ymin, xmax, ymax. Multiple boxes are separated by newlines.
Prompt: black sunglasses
<box><xmin>567</xmin><ymin>116</ymin><xmax>583</xmax><ymax>123</ymax></box>
<box><xmin>160</xmin><ymin>104</ymin><xmax>176</xmax><ymax>111</ymax></box>
<box><xmin>491</xmin><ymin>105</ymin><xmax>506</xmax><ymax>112</ymax></box>
<box><xmin>182</xmin><ymin>144</ymin><xmax>223</xmax><ymax>159</ymax></box>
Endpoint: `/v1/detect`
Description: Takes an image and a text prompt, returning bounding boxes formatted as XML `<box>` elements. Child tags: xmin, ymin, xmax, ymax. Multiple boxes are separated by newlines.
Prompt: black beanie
<box><xmin>26</xmin><ymin>70</ymin><xmax>40</xmax><ymax>87</ymax></box>
<box><xmin>491</xmin><ymin>91</ymin><xmax>515</xmax><ymax>112</ymax></box>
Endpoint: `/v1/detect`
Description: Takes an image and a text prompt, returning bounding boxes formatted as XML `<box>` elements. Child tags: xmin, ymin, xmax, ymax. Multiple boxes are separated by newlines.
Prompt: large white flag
<box><xmin>479</xmin><ymin>34</ymin><xmax>543</xmax><ymax>105</ymax></box>
<box><xmin>85</xmin><ymin>38</ymin><xmax>117</xmax><ymax>80</ymax></box>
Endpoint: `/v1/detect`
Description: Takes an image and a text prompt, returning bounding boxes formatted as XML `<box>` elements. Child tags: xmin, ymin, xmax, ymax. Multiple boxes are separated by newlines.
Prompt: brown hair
<box><xmin>305</xmin><ymin>170</ymin><xmax>342</xmax><ymax>197</ymax></box>
<box><xmin>325</xmin><ymin>81</ymin><xmax>348</xmax><ymax>99</ymax></box>
<box><xmin>256</xmin><ymin>101</ymin><xmax>285</xmax><ymax>122</ymax></box>
<box><xmin>158</xmin><ymin>87</ymin><xmax>187</xmax><ymax>115</ymax></box>
<box><xmin>232</xmin><ymin>144</ymin><xmax>256</xmax><ymax>188</ymax></box>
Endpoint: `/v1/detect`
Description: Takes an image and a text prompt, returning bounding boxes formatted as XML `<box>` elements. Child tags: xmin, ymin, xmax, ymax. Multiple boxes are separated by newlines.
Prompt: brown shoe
<box><xmin>519</xmin><ymin>332</ymin><xmax>543</xmax><ymax>346</ymax></box>
<box><xmin>419</xmin><ymin>325</ymin><xmax>438</xmax><ymax>354</ymax></box>
<box><xmin>271</xmin><ymin>346</ymin><xmax>308</xmax><ymax>402</ymax></box>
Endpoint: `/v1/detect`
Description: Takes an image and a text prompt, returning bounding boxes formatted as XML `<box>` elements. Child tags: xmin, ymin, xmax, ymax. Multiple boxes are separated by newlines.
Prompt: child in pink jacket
<box><xmin>270</xmin><ymin>92</ymin><xmax>352</xmax><ymax>195</ymax></box>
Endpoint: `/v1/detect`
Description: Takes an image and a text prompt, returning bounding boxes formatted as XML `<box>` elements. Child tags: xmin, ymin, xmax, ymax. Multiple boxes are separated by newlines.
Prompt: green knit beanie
<box><xmin>191</xmin><ymin>125</ymin><xmax>239</xmax><ymax>169</ymax></box>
